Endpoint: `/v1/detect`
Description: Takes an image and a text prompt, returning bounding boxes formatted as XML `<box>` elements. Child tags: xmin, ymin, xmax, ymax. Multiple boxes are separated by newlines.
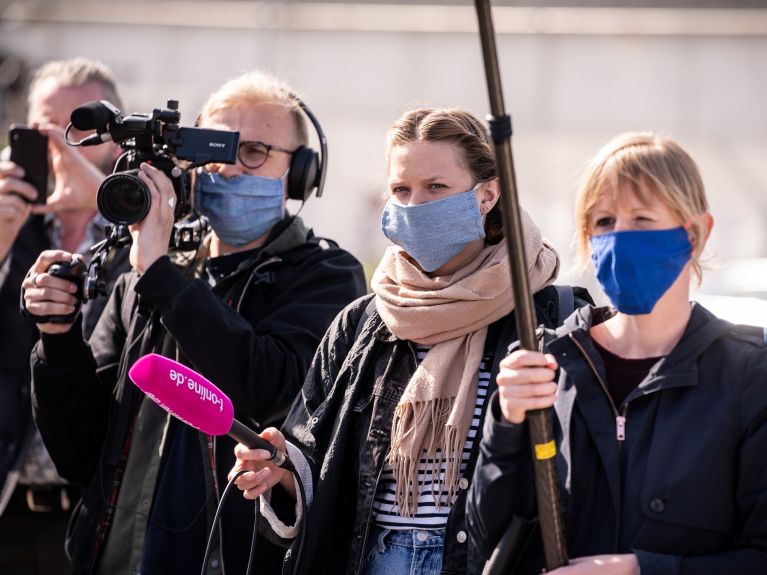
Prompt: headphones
<box><xmin>193</xmin><ymin>94</ymin><xmax>327</xmax><ymax>202</ymax></box>
<box><xmin>286</xmin><ymin>96</ymin><xmax>327</xmax><ymax>202</ymax></box>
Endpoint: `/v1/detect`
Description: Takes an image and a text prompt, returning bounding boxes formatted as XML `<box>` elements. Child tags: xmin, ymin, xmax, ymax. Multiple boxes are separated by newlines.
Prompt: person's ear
<box><xmin>479</xmin><ymin>177</ymin><xmax>501</xmax><ymax>215</ymax></box>
<box><xmin>687</xmin><ymin>212</ymin><xmax>714</xmax><ymax>255</ymax></box>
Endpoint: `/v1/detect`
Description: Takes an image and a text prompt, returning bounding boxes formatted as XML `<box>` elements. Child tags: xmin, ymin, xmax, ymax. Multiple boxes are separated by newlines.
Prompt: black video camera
<box><xmin>68</xmin><ymin>99</ymin><xmax>240</xmax><ymax>225</ymax></box>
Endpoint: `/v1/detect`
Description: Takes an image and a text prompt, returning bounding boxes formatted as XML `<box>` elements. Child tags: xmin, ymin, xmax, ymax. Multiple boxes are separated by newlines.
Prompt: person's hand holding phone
<box><xmin>33</xmin><ymin>123</ymin><xmax>109</xmax><ymax>214</ymax></box>
<box><xmin>0</xmin><ymin>160</ymin><xmax>37</xmax><ymax>262</ymax></box>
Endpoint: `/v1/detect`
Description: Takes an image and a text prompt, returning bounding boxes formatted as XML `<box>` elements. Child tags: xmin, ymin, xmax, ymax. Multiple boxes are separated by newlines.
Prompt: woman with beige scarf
<box><xmin>227</xmin><ymin>108</ymin><xmax>582</xmax><ymax>575</ymax></box>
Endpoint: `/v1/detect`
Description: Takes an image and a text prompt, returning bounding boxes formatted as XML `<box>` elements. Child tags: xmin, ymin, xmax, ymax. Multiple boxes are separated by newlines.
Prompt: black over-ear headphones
<box><xmin>286</xmin><ymin>96</ymin><xmax>327</xmax><ymax>202</ymax></box>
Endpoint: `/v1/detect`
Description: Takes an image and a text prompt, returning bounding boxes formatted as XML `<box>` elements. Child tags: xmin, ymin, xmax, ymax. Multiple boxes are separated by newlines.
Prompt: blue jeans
<box><xmin>362</xmin><ymin>525</ymin><xmax>445</xmax><ymax>575</ymax></box>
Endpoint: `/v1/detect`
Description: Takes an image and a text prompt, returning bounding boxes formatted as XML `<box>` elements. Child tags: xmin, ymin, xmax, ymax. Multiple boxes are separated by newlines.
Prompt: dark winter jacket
<box><xmin>267</xmin><ymin>285</ymin><xmax>592</xmax><ymax>575</ymax></box>
<box><xmin>0</xmin><ymin>214</ymin><xmax>128</xmax><ymax>490</ymax></box>
<box><xmin>30</xmin><ymin>216</ymin><xmax>366</xmax><ymax>575</ymax></box>
<box><xmin>467</xmin><ymin>304</ymin><xmax>767</xmax><ymax>575</ymax></box>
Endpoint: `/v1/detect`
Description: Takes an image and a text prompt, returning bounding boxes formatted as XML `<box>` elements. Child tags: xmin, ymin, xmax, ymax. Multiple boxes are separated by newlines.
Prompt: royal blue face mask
<box><xmin>381</xmin><ymin>185</ymin><xmax>485</xmax><ymax>273</ymax></box>
<box><xmin>194</xmin><ymin>171</ymin><xmax>285</xmax><ymax>247</ymax></box>
<box><xmin>590</xmin><ymin>226</ymin><xmax>692</xmax><ymax>315</ymax></box>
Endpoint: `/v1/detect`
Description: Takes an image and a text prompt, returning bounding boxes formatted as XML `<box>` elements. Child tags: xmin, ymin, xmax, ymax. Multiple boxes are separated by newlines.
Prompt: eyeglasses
<box><xmin>238</xmin><ymin>140</ymin><xmax>295</xmax><ymax>169</ymax></box>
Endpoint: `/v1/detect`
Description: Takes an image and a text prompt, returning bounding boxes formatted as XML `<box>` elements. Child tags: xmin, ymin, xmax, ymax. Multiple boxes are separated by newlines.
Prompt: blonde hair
<box><xmin>198</xmin><ymin>71</ymin><xmax>308</xmax><ymax>147</ymax></box>
<box><xmin>386</xmin><ymin>108</ymin><xmax>503</xmax><ymax>244</ymax></box>
<box><xmin>28</xmin><ymin>58</ymin><xmax>123</xmax><ymax>114</ymax></box>
<box><xmin>574</xmin><ymin>132</ymin><xmax>709</xmax><ymax>280</ymax></box>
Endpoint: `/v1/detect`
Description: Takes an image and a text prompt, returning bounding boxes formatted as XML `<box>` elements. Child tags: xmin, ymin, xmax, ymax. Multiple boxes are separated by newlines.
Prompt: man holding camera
<box><xmin>23</xmin><ymin>71</ymin><xmax>367</xmax><ymax>575</ymax></box>
<box><xmin>0</xmin><ymin>58</ymin><xmax>130</xmax><ymax>573</ymax></box>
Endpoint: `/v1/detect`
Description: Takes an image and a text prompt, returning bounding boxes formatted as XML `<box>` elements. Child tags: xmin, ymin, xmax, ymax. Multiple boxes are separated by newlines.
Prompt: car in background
<box><xmin>693</xmin><ymin>258</ymin><xmax>767</xmax><ymax>328</ymax></box>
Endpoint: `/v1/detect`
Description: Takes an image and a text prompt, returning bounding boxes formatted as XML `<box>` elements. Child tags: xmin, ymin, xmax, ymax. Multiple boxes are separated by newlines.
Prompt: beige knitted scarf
<box><xmin>370</xmin><ymin>209</ymin><xmax>559</xmax><ymax>516</ymax></box>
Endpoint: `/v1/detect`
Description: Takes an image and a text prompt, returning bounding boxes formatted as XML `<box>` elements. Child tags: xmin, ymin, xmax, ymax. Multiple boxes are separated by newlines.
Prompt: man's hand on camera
<box><xmin>31</xmin><ymin>123</ymin><xmax>106</xmax><ymax>215</ymax></box>
<box><xmin>128</xmin><ymin>163</ymin><xmax>176</xmax><ymax>275</ymax></box>
<box><xmin>0</xmin><ymin>160</ymin><xmax>36</xmax><ymax>262</ymax></box>
<box><xmin>22</xmin><ymin>250</ymin><xmax>82</xmax><ymax>334</ymax></box>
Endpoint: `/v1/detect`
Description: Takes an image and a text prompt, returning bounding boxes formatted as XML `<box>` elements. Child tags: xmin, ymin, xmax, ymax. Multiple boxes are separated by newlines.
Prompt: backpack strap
<box><xmin>354</xmin><ymin>296</ymin><xmax>377</xmax><ymax>342</ymax></box>
<box><xmin>553</xmin><ymin>284</ymin><xmax>575</xmax><ymax>325</ymax></box>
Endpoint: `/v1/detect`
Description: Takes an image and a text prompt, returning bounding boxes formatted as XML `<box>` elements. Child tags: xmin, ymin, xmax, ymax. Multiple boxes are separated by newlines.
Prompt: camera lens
<box><xmin>97</xmin><ymin>170</ymin><xmax>151</xmax><ymax>225</ymax></box>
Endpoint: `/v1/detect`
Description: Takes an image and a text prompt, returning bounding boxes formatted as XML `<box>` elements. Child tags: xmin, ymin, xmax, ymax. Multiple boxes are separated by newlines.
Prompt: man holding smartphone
<box><xmin>0</xmin><ymin>58</ymin><xmax>130</xmax><ymax>573</ymax></box>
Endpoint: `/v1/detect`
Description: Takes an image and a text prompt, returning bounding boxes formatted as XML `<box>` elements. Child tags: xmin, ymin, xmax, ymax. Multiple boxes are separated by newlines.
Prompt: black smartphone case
<box><xmin>9</xmin><ymin>125</ymin><xmax>49</xmax><ymax>204</ymax></box>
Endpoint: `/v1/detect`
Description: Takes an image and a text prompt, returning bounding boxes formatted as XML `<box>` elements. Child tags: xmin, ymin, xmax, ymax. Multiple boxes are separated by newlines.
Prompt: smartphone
<box><xmin>9</xmin><ymin>125</ymin><xmax>49</xmax><ymax>204</ymax></box>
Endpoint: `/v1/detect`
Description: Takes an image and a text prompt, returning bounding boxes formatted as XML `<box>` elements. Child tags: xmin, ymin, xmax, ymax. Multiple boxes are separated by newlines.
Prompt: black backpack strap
<box><xmin>553</xmin><ymin>284</ymin><xmax>575</xmax><ymax>325</ymax></box>
<box><xmin>354</xmin><ymin>296</ymin><xmax>377</xmax><ymax>341</ymax></box>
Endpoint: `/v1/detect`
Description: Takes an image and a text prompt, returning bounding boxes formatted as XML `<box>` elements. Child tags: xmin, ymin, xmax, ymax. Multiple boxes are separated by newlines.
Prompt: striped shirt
<box><xmin>372</xmin><ymin>345</ymin><xmax>492</xmax><ymax>529</ymax></box>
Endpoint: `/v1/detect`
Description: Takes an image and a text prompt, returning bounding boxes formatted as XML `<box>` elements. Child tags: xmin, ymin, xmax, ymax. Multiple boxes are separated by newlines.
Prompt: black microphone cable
<box><xmin>201</xmin><ymin>455</ymin><xmax>308</xmax><ymax>575</ymax></box>
<box><xmin>201</xmin><ymin>469</ymin><xmax>249</xmax><ymax>575</ymax></box>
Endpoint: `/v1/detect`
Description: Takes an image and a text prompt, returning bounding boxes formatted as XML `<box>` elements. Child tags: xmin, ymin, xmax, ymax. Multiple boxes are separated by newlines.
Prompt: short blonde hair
<box><xmin>198</xmin><ymin>71</ymin><xmax>308</xmax><ymax>147</ymax></box>
<box><xmin>28</xmin><ymin>58</ymin><xmax>123</xmax><ymax>114</ymax></box>
<box><xmin>574</xmin><ymin>132</ymin><xmax>709</xmax><ymax>280</ymax></box>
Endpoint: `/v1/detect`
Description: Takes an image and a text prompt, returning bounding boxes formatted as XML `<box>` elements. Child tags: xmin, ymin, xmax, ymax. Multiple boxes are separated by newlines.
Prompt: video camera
<box><xmin>48</xmin><ymin>99</ymin><xmax>240</xmax><ymax>304</ymax></box>
<box><xmin>69</xmin><ymin>99</ymin><xmax>239</xmax><ymax>225</ymax></box>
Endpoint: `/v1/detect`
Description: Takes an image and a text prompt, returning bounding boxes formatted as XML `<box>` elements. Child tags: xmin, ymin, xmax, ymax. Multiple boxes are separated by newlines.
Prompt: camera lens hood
<box><xmin>97</xmin><ymin>170</ymin><xmax>151</xmax><ymax>225</ymax></box>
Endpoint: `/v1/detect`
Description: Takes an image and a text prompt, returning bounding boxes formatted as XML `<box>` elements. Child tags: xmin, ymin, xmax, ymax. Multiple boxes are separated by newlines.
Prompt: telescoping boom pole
<box><xmin>473</xmin><ymin>0</ymin><xmax>568</xmax><ymax>572</ymax></box>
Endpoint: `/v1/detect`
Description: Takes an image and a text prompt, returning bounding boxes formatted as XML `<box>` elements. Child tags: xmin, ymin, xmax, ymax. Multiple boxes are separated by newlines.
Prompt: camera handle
<box><xmin>20</xmin><ymin>256</ymin><xmax>87</xmax><ymax>325</ymax></box>
<box><xmin>83</xmin><ymin>224</ymin><xmax>131</xmax><ymax>302</ymax></box>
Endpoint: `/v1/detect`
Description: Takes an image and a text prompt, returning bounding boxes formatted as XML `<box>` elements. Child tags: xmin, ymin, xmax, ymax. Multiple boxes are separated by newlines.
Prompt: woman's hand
<box><xmin>228</xmin><ymin>428</ymin><xmax>296</xmax><ymax>501</ymax></box>
<box><xmin>548</xmin><ymin>554</ymin><xmax>639</xmax><ymax>574</ymax></box>
<box><xmin>496</xmin><ymin>349</ymin><xmax>558</xmax><ymax>424</ymax></box>
<box><xmin>22</xmin><ymin>250</ymin><xmax>82</xmax><ymax>334</ymax></box>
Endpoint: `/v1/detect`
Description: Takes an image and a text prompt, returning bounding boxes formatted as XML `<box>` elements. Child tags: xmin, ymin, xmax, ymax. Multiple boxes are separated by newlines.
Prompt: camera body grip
<box><xmin>21</xmin><ymin>257</ymin><xmax>87</xmax><ymax>325</ymax></box>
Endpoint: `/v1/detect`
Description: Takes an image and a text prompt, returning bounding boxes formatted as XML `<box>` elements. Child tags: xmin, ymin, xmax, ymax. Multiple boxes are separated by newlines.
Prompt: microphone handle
<box><xmin>229</xmin><ymin>418</ymin><xmax>287</xmax><ymax>468</ymax></box>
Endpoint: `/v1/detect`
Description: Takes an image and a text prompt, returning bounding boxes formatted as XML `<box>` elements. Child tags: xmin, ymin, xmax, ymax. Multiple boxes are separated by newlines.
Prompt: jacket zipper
<box><xmin>569</xmin><ymin>333</ymin><xmax>629</xmax><ymax>443</ymax></box>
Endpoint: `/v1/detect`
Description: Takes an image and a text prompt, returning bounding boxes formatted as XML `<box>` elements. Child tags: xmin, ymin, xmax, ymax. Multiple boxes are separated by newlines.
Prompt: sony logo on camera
<box><xmin>209</xmin><ymin>142</ymin><xmax>227</xmax><ymax>148</ymax></box>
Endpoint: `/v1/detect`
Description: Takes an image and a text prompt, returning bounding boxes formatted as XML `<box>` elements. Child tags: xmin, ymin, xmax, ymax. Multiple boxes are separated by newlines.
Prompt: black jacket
<box><xmin>0</xmin><ymin>214</ymin><xmax>128</xmax><ymax>489</ymax></box>
<box><xmin>268</xmin><ymin>285</ymin><xmax>591</xmax><ymax>575</ymax></box>
<box><xmin>31</xmin><ymin>217</ymin><xmax>366</xmax><ymax>575</ymax></box>
<box><xmin>467</xmin><ymin>304</ymin><xmax>767</xmax><ymax>575</ymax></box>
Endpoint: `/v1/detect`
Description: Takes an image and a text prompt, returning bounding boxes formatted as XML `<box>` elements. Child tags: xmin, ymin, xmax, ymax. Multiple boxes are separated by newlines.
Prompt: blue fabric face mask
<box><xmin>194</xmin><ymin>171</ymin><xmax>285</xmax><ymax>247</ymax></box>
<box><xmin>381</xmin><ymin>185</ymin><xmax>485</xmax><ymax>273</ymax></box>
<box><xmin>590</xmin><ymin>226</ymin><xmax>692</xmax><ymax>315</ymax></box>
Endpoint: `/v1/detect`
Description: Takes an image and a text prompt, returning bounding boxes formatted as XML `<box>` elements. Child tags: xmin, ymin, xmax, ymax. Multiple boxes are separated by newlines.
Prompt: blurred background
<box><xmin>1</xmin><ymin>0</ymin><xmax>766</xmax><ymax>320</ymax></box>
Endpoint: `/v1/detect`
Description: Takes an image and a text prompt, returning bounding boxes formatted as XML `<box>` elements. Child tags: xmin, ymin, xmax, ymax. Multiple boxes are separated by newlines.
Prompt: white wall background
<box><xmin>2</xmin><ymin>1</ymin><xmax>766</xmax><ymax>296</ymax></box>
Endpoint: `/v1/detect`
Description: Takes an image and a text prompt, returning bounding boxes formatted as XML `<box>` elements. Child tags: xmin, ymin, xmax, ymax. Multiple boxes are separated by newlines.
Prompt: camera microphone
<box><xmin>70</xmin><ymin>100</ymin><xmax>121</xmax><ymax>131</ymax></box>
<box><xmin>128</xmin><ymin>353</ymin><xmax>289</xmax><ymax>468</ymax></box>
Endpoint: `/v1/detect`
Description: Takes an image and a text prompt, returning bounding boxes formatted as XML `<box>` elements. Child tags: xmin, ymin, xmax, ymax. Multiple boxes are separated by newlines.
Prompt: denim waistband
<box><xmin>370</xmin><ymin>525</ymin><xmax>445</xmax><ymax>548</ymax></box>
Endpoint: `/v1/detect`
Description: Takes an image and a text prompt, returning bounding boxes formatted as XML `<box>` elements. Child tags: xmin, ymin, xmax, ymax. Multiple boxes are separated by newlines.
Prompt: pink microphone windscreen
<box><xmin>129</xmin><ymin>353</ymin><xmax>234</xmax><ymax>436</ymax></box>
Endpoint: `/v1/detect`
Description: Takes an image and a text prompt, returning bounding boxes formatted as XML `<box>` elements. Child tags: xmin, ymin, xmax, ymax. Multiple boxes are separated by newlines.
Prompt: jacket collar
<box><xmin>549</xmin><ymin>302</ymin><xmax>733</xmax><ymax>396</ymax></box>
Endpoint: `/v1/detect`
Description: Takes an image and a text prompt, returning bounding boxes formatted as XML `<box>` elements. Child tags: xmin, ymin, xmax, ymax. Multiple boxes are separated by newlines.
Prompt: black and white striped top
<box><xmin>372</xmin><ymin>345</ymin><xmax>493</xmax><ymax>530</ymax></box>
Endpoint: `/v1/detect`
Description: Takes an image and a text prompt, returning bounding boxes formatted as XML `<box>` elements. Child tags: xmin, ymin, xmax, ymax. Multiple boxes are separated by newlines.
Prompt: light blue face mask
<box><xmin>194</xmin><ymin>171</ymin><xmax>286</xmax><ymax>247</ymax></box>
<box><xmin>381</xmin><ymin>184</ymin><xmax>485</xmax><ymax>273</ymax></box>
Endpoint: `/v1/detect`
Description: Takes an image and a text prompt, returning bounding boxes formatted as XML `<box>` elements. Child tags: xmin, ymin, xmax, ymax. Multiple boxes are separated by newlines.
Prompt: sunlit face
<box><xmin>28</xmin><ymin>78</ymin><xmax>116</xmax><ymax>173</ymax></box>
<box><xmin>386</xmin><ymin>140</ymin><xmax>500</xmax><ymax>276</ymax></box>
<box><xmin>387</xmin><ymin>141</ymin><xmax>482</xmax><ymax>206</ymax></box>
<box><xmin>201</xmin><ymin>102</ymin><xmax>296</xmax><ymax>183</ymax></box>
<box><xmin>589</xmin><ymin>184</ymin><xmax>683</xmax><ymax>238</ymax></box>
